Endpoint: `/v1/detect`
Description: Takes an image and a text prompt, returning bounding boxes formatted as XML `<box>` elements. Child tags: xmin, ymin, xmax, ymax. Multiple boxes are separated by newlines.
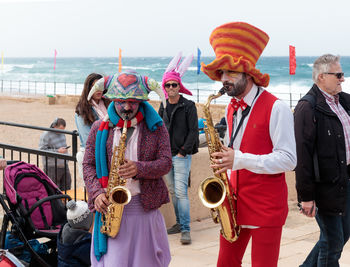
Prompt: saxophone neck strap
<box><xmin>228</xmin><ymin>107</ymin><xmax>250</xmax><ymax>148</ymax></box>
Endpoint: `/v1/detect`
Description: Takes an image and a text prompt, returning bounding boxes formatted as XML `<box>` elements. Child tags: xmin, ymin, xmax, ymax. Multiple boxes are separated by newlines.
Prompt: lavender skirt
<box><xmin>91</xmin><ymin>194</ymin><xmax>171</xmax><ymax>267</ymax></box>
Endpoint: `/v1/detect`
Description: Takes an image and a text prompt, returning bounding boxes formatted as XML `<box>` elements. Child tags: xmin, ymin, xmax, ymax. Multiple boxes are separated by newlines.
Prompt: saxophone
<box><xmin>198</xmin><ymin>87</ymin><xmax>240</xmax><ymax>243</ymax></box>
<box><xmin>100</xmin><ymin>119</ymin><xmax>132</xmax><ymax>238</ymax></box>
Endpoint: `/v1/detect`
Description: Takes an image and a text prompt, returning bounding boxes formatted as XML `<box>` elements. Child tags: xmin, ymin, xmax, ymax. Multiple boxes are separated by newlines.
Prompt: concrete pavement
<box><xmin>168</xmin><ymin>201</ymin><xmax>350</xmax><ymax>267</ymax></box>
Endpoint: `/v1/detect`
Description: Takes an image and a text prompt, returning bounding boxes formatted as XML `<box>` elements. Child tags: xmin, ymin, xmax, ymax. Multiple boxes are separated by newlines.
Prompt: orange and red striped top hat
<box><xmin>201</xmin><ymin>22</ymin><xmax>270</xmax><ymax>87</ymax></box>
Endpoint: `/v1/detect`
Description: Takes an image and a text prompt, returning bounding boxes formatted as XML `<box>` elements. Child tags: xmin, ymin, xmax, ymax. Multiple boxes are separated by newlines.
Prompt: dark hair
<box><xmin>50</xmin><ymin>118</ymin><xmax>66</xmax><ymax>128</ymax></box>
<box><xmin>75</xmin><ymin>73</ymin><xmax>111</xmax><ymax>125</ymax></box>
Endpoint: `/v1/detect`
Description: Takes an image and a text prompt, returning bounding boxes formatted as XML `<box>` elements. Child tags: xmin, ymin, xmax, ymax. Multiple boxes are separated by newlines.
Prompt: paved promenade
<box><xmin>168</xmin><ymin>201</ymin><xmax>350</xmax><ymax>267</ymax></box>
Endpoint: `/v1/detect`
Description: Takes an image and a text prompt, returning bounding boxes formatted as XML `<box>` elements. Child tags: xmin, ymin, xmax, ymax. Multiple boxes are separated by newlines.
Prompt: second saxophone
<box><xmin>100</xmin><ymin>119</ymin><xmax>132</xmax><ymax>238</ymax></box>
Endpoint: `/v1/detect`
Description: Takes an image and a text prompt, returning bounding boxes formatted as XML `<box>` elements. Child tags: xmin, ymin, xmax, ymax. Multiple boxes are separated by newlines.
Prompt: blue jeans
<box><xmin>300</xmin><ymin>182</ymin><xmax>350</xmax><ymax>267</ymax></box>
<box><xmin>164</xmin><ymin>155</ymin><xmax>192</xmax><ymax>232</ymax></box>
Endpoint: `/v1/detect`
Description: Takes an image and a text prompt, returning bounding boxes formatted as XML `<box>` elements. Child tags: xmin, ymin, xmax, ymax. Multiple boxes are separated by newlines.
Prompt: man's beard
<box><xmin>223</xmin><ymin>74</ymin><xmax>248</xmax><ymax>97</ymax></box>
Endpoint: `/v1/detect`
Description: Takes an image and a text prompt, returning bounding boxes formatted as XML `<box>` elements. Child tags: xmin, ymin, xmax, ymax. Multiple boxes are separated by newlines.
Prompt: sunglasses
<box><xmin>324</xmin><ymin>72</ymin><xmax>345</xmax><ymax>79</ymax></box>
<box><xmin>164</xmin><ymin>83</ymin><xmax>179</xmax><ymax>89</ymax></box>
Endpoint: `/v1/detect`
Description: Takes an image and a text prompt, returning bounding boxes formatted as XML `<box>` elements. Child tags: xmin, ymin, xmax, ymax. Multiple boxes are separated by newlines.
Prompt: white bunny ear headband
<box><xmin>162</xmin><ymin>52</ymin><xmax>194</xmax><ymax>97</ymax></box>
<box><xmin>165</xmin><ymin>52</ymin><xmax>194</xmax><ymax>77</ymax></box>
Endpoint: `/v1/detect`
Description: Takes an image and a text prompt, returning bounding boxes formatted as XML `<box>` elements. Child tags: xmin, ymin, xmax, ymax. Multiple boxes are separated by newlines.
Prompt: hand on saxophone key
<box><xmin>210</xmin><ymin>146</ymin><xmax>235</xmax><ymax>174</ymax></box>
<box><xmin>118</xmin><ymin>159</ymin><xmax>138</xmax><ymax>179</ymax></box>
<box><xmin>95</xmin><ymin>193</ymin><xmax>110</xmax><ymax>214</ymax></box>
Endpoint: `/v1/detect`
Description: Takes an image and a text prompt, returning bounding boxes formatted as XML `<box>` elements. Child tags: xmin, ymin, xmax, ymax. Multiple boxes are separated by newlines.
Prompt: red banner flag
<box><xmin>289</xmin><ymin>45</ymin><xmax>296</xmax><ymax>75</ymax></box>
<box><xmin>54</xmin><ymin>49</ymin><xmax>57</xmax><ymax>71</ymax></box>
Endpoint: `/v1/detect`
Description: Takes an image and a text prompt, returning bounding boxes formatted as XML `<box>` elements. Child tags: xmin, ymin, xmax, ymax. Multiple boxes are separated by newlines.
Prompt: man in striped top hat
<box><xmin>202</xmin><ymin>22</ymin><xmax>297</xmax><ymax>267</ymax></box>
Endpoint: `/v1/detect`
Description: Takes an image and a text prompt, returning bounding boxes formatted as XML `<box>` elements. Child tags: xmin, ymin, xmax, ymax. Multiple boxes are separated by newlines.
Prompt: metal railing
<box><xmin>0</xmin><ymin>79</ymin><xmax>304</xmax><ymax>109</ymax></box>
<box><xmin>0</xmin><ymin>121</ymin><xmax>83</xmax><ymax>201</ymax></box>
<box><xmin>191</xmin><ymin>88</ymin><xmax>304</xmax><ymax>108</ymax></box>
<box><xmin>0</xmin><ymin>79</ymin><xmax>83</xmax><ymax>97</ymax></box>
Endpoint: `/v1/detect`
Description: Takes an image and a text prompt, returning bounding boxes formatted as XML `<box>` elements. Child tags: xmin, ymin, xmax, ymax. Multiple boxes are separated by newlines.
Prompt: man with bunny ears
<box><xmin>158</xmin><ymin>52</ymin><xmax>199</xmax><ymax>245</ymax></box>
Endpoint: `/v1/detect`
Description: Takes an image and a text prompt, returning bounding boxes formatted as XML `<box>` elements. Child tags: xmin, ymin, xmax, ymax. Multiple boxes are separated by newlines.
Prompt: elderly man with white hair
<box><xmin>295</xmin><ymin>54</ymin><xmax>349</xmax><ymax>267</ymax></box>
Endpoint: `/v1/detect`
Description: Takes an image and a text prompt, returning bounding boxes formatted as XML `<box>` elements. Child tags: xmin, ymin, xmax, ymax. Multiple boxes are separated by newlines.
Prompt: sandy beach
<box><xmin>0</xmin><ymin>95</ymin><xmax>226</xmax><ymax>149</ymax></box>
<box><xmin>1</xmin><ymin>96</ymin><xmax>79</xmax><ymax>150</ymax></box>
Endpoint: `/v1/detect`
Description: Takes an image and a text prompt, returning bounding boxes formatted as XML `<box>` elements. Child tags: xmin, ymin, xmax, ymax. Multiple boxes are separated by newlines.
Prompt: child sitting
<box><xmin>57</xmin><ymin>200</ymin><xmax>93</xmax><ymax>267</ymax></box>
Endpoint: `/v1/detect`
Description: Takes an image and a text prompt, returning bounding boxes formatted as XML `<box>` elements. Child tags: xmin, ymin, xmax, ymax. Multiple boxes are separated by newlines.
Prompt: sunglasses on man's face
<box><xmin>164</xmin><ymin>83</ymin><xmax>179</xmax><ymax>89</ymax></box>
<box><xmin>325</xmin><ymin>72</ymin><xmax>345</xmax><ymax>79</ymax></box>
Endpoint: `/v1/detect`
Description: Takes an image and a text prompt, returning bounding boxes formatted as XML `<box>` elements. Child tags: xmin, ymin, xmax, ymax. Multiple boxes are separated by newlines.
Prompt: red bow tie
<box><xmin>230</xmin><ymin>98</ymin><xmax>248</xmax><ymax>112</ymax></box>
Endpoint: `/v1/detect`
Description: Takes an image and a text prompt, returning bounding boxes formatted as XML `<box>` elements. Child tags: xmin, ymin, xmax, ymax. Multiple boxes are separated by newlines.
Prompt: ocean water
<box><xmin>1</xmin><ymin>56</ymin><xmax>350</xmax><ymax>106</ymax></box>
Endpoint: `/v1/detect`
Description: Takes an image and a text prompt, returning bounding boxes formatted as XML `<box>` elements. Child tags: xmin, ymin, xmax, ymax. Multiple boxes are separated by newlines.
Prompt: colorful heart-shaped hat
<box><xmin>87</xmin><ymin>71</ymin><xmax>166</xmax><ymax>106</ymax></box>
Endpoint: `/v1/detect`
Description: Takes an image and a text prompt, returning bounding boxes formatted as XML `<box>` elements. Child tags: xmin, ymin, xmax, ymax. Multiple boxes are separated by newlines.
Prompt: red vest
<box><xmin>228</xmin><ymin>90</ymin><xmax>288</xmax><ymax>227</ymax></box>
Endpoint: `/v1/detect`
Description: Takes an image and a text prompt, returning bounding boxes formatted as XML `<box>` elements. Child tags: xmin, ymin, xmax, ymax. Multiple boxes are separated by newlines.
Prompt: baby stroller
<box><xmin>0</xmin><ymin>161</ymin><xmax>71</xmax><ymax>266</ymax></box>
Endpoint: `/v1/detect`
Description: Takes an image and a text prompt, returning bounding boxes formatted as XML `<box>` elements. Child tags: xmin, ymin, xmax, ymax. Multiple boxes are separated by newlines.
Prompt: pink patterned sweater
<box><xmin>83</xmin><ymin>120</ymin><xmax>171</xmax><ymax>212</ymax></box>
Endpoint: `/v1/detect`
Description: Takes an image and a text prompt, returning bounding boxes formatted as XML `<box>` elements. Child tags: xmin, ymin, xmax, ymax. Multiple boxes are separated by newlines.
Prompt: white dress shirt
<box><xmin>225</xmin><ymin>84</ymin><xmax>297</xmax><ymax>174</ymax></box>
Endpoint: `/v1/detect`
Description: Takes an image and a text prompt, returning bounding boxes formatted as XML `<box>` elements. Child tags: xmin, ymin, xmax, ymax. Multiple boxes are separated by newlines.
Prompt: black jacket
<box><xmin>294</xmin><ymin>84</ymin><xmax>350</xmax><ymax>215</ymax></box>
<box><xmin>158</xmin><ymin>95</ymin><xmax>199</xmax><ymax>156</ymax></box>
<box><xmin>57</xmin><ymin>225</ymin><xmax>91</xmax><ymax>267</ymax></box>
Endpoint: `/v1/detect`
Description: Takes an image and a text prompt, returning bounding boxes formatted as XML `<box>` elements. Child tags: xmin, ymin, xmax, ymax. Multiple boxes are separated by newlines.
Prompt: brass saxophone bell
<box><xmin>199</xmin><ymin>176</ymin><xmax>226</xmax><ymax>209</ymax></box>
<box><xmin>110</xmin><ymin>185</ymin><xmax>132</xmax><ymax>205</ymax></box>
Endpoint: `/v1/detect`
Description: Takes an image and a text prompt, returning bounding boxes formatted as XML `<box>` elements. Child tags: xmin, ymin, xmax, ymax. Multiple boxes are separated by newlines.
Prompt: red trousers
<box><xmin>217</xmin><ymin>226</ymin><xmax>283</xmax><ymax>267</ymax></box>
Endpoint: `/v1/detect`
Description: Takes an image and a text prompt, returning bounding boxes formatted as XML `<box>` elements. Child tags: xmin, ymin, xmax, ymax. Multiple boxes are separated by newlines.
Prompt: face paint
<box><xmin>114</xmin><ymin>101</ymin><xmax>140</xmax><ymax>120</ymax></box>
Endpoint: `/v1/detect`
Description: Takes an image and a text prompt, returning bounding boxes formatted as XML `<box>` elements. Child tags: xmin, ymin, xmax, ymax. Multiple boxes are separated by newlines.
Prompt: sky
<box><xmin>0</xmin><ymin>0</ymin><xmax>349</xmax><ymax>57</ymax></box>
